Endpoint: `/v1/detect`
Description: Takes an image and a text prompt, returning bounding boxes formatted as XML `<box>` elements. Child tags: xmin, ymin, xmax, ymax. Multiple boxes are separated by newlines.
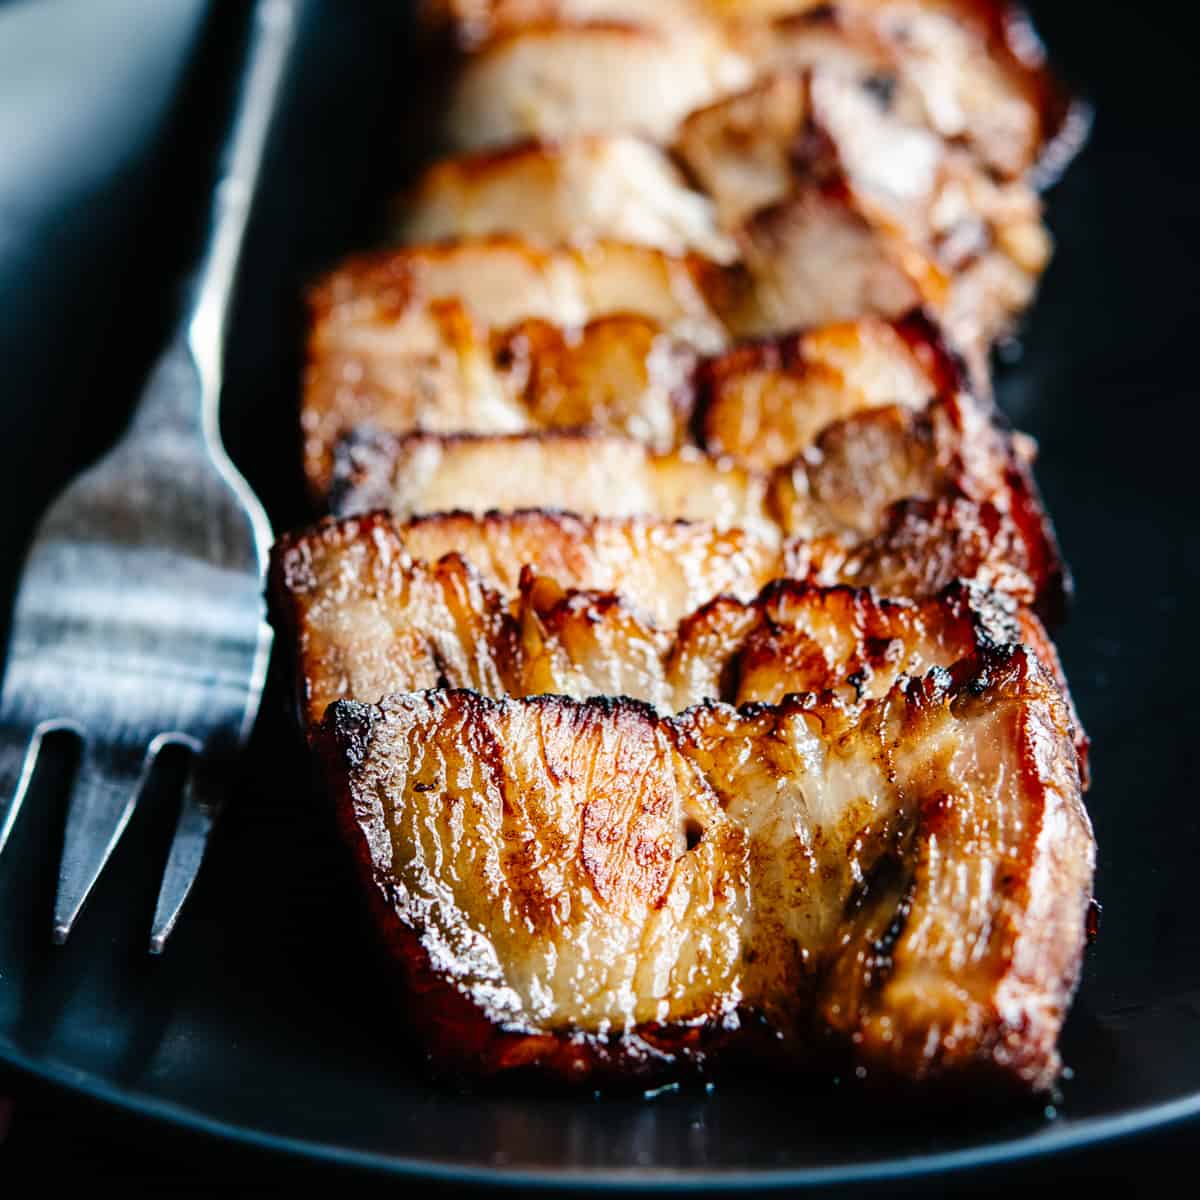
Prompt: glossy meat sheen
<box><xmin>304</xmin><ymin>233</ymin><xmax>972</xmax><ymax>501</ymax></box>
<box><xmin>329</xmin><ymin>429</ymin><xmax>779</xmax><ymax>544</ymax></box>
<box><xmin>397</xmin><ymin>135</ymin><xmax>737</xmax><ymax>263</ymax></box>
<box><xmin>273</xmin><ymin>502</ymin><xmax>1074</xmax><ymax>712</ymax></box>
<box><xmin>277</xmin><ymin>509</ymin><xmax>787</xmax><ymax>634</ymax></box>
<box><xmin>424</xmin><ymin>0</ymin><xmax>1080</xmax><ymax>182</ymax></box>
<box><xmin>678</xmin><ymin>69</ymin><xmax>1050</xmax><ymax>364</ymax></box>
<box><xmin>325</xmin><ymin>394</ymin><xmax>1066</xmax><ymax>618</ymax></box>
<box><xmin>303</xmin><ymin>239</ymin><xmax>731</xmax><ymax>495</ymax></box>
<box><xmin>315</xmin><ymin>645</ymin><xmax>1093</xmax><ymax>1088</ymax></box>
<box><xmin>271</xmin><ymin>509</ymin><xmax>1087</xmax><ymax>771</ymax></box>
<box><xmin>696</xmin><ymin>313</ymin><xmax>954</xmax><ymax>471</ymax></box>
<box><xmin>441</xmin><ymin>21</ymin><xmax>753</xmax><ymax>150</ymax></box>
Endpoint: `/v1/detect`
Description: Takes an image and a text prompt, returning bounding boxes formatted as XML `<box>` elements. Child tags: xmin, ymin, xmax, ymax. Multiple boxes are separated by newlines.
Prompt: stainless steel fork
<box><xmin>0</xmin><ymin>0</ymin><xmax>297</xmax><ymax>951</ymax></box>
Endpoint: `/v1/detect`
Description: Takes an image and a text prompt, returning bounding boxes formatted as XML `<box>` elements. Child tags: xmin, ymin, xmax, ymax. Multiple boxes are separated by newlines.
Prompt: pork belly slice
<box><xmin>304</xmin><ymin>237</ymin><xmax>968</xmax><ymax>502</ymax></box>
<box><xmin>677</xmin><ymin>70</ymin><xmax>1050</xmax><ymax>366</ymax></box>
<box><xmin>303</xmin><ymin>239</ymin><xmax>731</xmax><ymax>496</ymax></box>
<box><xmin>397</xmin><ymin>135</ymin><xmax>737</xmax><ymax>263</ymax></box>
<box><xmin>442</xmin><ymin>21</ymin><xmax>752</xmax><ymax>151</ymax></box>
<box><xmin>740</xmin><ymin>0</ymin><xmax>1079</xmax><ymax>183</ymax></box>
<box><xmin>271</xmin><ymin>509</ymin><xmax>1086</xmax><ymax>775</ymax></box>
<box><xmin>327</xmin><ymin>397</ymin><xmax>1066</xmax><ymax>616</ymax></box>
<box><xmin>314</xmin><ymin>645</ymin><xmax>1093</xmax><ymax>1089</ymax></box>
<box><xmin>426</xmin><ymin>1</ymin><xmax>1081</xmax><ymax>182</ymax></box>
<box><xmin>695</xmin><ymin>311</ymin><xmax>956</xmax><ymax>472</ymax></box>
<box><xmin>329</xmin><ymin>429</ymin><xmax>780</xmax><ymax>544</ymax></box>
<box><xmin>271</xmin><ymin>509</ymin><xmax>1023</xmax><ymax>724</ymax></box>
<box><xmin>274</xmin><ymin>508</ymin><xmax>785</xmax><ymax>639</ymax></box>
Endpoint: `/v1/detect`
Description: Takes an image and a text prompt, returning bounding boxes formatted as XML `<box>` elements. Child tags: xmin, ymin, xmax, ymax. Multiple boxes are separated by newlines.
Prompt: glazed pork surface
<box><xmin>678</xmin><ymin>67</ymin><xmax>1050</xmax><ymax>365</ymax></box>
<box><xmin>302</xmin><ymin>238</ymin><xmax>732</xmax><ymax>495</ymax></box>
<box><xmin>272</xmin><ymin>508</ymin><xmax>1086</xmax><ymax>773</ymax></box>
<box><xmin>302</xmin><ymin>238</ymin><xmax>961</xmax><ymax>502</ymax></box>
<box><xmin>275</xmin><ymin>508</ymin><xmax>789</xmax><ymax>634</ymax></box>
<box><xmin>324</xmin><ymin>383</ymin><xmax>1066</xmax><ymax>617</ymax></box>
<box><xmin>425</xmin><ymin>0</ymin><xmax>1078</xmax><ymax>180</ymax></box>
<box><xmin>315</xmin><ymin>644</ymin><xmax>1092</xmax><ymax>1088</ymax></box>
<box><xmin>397</xmin><ymin>134</ymin><xmax>737</xmax><ymax>263</ymax></box>
<box><xmin>277</xmin><ymin>0</ymin><xmax>1093</xmax><ymax>1095</ymax></box>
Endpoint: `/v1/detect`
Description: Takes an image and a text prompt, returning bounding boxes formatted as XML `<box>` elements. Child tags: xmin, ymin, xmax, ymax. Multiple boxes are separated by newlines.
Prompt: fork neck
<box><xmin>130</xmin><ymin>1</ymin><xmax>297</xmax><ymax>446</ymax></box>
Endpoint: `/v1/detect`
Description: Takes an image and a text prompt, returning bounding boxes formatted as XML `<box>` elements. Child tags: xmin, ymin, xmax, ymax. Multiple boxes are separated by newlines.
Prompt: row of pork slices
<box><xmin>271</xmin><ymin>0</ymin><xmax>1095</xmax><ymax>1093</ymax></box>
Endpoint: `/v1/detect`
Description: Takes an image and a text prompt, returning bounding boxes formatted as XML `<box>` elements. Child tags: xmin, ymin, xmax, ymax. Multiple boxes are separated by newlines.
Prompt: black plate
<box><xmin>2</xmin><ymin>0</ymin><xmax>1199</xmax><ymax>1187</ymax></box>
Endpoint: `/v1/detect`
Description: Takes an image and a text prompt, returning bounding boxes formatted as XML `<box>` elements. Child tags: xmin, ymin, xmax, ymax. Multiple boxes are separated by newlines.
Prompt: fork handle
<box><xmin>132</xmin><ymin>0</ymin><xmax>298</xmax><ymax>444</ymax></box>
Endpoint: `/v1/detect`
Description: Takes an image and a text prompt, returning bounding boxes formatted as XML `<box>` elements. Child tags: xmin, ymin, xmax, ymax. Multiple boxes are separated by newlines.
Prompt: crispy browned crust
<box><xmin>693</xmin><ymin>309</ymin><xmax>969</xmax><ymax>468</ymax></box>
<box><xmin>322</xmin><ymin>378</ymin><xmax>1068</xmax><ymax>620</ymax></box>
<box><xmin>302</xmin><ymin>238</ymin><xmax>733</xmax><ymax>498</ymax></box>
<box><xmin>270</xmin><ymin>506</ymin><xmax>1086</xmax><ymax>773</ymax></box>
<box><xmin>421</xmin><ymin>1</ymin><xmax>1084</xmax><ymax>180</ymax></box>
<box><xmin>271</xmin><ymin>507</ymin><xmax>789</xmax><ymax>639</ymax></box>
<box><xmin>314</xmin><ymin>645</ymin><xmax>1092</xmax><ymax>1090</ymax></box>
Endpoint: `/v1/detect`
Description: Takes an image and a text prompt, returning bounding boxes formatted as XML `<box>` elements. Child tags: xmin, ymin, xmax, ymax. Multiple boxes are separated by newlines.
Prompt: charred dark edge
<box><xmin>328</xmin><ymin>425</ymin><xmax>405</xmax><ymax>518</ymax></box>
<box><xmin>939</xmin><ymin>388</ymin><xmax>1073</xmax><ymax>626</ymax></box>
<box><xmin>1003</xmin><ymin>452</ymin><xmax>1072</xmax><ymax>627</ymax></box>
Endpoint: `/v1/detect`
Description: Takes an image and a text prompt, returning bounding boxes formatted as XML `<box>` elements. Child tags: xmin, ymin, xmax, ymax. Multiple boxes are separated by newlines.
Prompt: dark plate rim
<box><xmin>4</xmin><ymin>1039</ymin><xmax>1200</xmax><ymax>1188</ymax></box>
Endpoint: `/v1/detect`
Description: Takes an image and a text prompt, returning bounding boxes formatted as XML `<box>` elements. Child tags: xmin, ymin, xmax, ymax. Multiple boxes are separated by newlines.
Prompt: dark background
<box><xmin>2</xmin><ymin>0</ymin><xmax>1198</xmax><ymax>1193</ymax></box>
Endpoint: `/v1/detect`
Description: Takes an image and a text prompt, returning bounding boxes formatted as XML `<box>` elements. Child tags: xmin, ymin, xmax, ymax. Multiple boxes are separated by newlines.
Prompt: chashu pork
<box><xmin>270</xmin><ymin>508</ymin><xmax>1086</xmax><ymax>773</ymax></box>
<box><xmin>676</xmin><ymin>69</ymin><xmax>1050</xmax><ymax>369</ymax></box>
<box><xmin>425</xmin><ymin>0</ymin><xmax>1081</xmax><ymax>183</ymax></box>
<box><xmin>314</xmin><ymin>643</ymin><xmax>1093</xmax><ymax>1089</ymax></box>
<box><xmin>303</xmin><ymin>228</ymin><xmax>966</xmax><ymax>503</ymax></box>
<box><xmin>397</xmin><ymin>134</ymin><xmax>737</xmax><ymax>263</ymax></box>
<box><xmin>277</xmin><ymin>508</ymin><xmax>788</xmax><ymax>632</ymax></box>
<box><xmin>328</xmin><ymin>429</ymin><xmax>779</xmax><ymax>543</ymax></box>
<box><xmin>440</xmin><ymin>21</ymin><xmax>753</xmax><ymax>151</ymax></box>
<box><xmin>694</xmin><ymin>310</ymin><xmax>956</xmax><ymax>471</ymax></box>
<box><xmin>325</xmin><ymin>381</ymin><xmax>1067</xmax><ymax>617</ymax></box>
<box><xmin>399</xmin><ymin>66</ymin><xmax>1048</xmax><ymax>372</ymax></box>
<box><xmin>303</xmin><ymin>238</ymin><xmax>732</xmax><ymax>496</ymax></box>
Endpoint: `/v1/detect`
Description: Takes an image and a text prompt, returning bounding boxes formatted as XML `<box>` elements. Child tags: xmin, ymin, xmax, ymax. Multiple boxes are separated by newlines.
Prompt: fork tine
<box><xmin>53</xmin><ymin>740</ymin><xmax>154</xmax><ymax>944</ymax></box>
<box><xmin>149</xmin><ymin>755</ymin><xmax>220</xmax><ymax>954</ymax></box>
<box><xmin>0</xmin><ymin>721</ymin><xmax>44</xmax><ymax>858</ymax></box>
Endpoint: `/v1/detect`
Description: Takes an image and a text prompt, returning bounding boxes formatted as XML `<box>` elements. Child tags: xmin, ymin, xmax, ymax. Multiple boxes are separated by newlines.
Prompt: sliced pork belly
<box><xmin>306</xmin><ymin>237</ymin><xmax>971</xmax><ymax>497</ymax></box>
<box><xmin>741</xmin><ymin>0</ymin><xmax>1077</xmax><ymax>182</ymax></box>
<box><xmin>441</xmin><ymin>21</ymin><xmax>752</xmax><ymax>150</ymax></box>
<box><xmin>426</xmin><ymin>0</ymin><xmax>1081</xmax><ymax>182</ymax></box>
<box><xmin>677</xmin><ymin>69</ymin><xmax>1051</xmax><ymax>364</ymax></box>
<box><xmin>314</xmin><ymin>644</ymin><xmax>1093</xmax><ymax>1088</ymax></box>
<box><xmin>276</xmin><ymin>508</ymin><xmax>787</xmax><ymax>635</ymax></box>
<box><xmin>325</xmin><ymin>391</ymin><xmax>1066</xmax><ymax>617</ymax></box>
<box><xmin>329</xmin><ymin>429</ymin><xmax>779</xmax><ymax>543</ymax></box>
<box><xmin>695</xmin><ymin>312</ymin><xmax>956</xmax><ymax>471</ymax></box>
<box><xmin>272</xmin><ymin>511</ymin><xmax>1085</xmax><ymax>773</ymax></box>
<box><xmin>397</xmin><ymin>135</ymin><xmax>736</xmax><ymax>263</ymax></box>
<box><xmin>303</xmin><ymin>239</ymin><xmax>731</xmax><ymax>495</ymax></box>
<box><xmin>303</xmin><ymin>240</ymin><xmax>958</xmax><ymax>504</ymax></box>
<box><xmin>273</xmin><ymin>511</ymin><xmax>1026</xmax><ymax>724</ymax></box>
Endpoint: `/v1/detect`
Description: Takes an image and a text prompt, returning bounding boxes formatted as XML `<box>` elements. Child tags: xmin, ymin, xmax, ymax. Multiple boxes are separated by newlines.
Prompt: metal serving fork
<box><xmin>0</xmin><ymin>0</ymin><xmax>297</xmax><ymax>952</ymax></box>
